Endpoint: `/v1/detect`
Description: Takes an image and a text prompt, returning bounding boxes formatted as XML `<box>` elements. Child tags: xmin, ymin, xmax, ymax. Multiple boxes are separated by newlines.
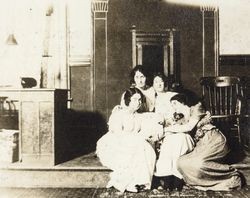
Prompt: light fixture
<box><xmin>6</xmin><ymin>34</ymin><xmax>18</xmax><ymax>45</ymax></box>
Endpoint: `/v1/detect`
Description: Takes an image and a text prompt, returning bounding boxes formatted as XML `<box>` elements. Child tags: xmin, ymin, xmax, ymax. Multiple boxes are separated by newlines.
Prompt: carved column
<box><xmin>131</xmin><ymin>25</ymin><xmax>137</xmax><ymax>67</ymax></box>
<box><xmin>200</xmin><ymin>5</ymin><xmax>219</xmax><ymax>77</ymax></box>
<box><xmin>92</xmin><ymin>0</ymin><xmax>109</xmax><ymax>118</ymax></box>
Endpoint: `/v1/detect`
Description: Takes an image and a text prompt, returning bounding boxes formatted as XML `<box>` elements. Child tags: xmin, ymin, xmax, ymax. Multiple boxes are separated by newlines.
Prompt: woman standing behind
<box><xmin>96</xmin><ymin>87</ymin><xmax>161</xmax><ymax>193</ymax></box>
<box><xmin>152</xmin><ymin>72</ymin><xmax>178</xmax><ymax>119</ymax></box>
<box><xmin>121</xmin><ymin>65</ymin><xmax>155</xmax><ymax>112</ymax></box>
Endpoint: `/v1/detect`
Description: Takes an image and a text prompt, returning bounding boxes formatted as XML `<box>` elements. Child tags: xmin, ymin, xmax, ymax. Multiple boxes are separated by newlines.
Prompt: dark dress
<box><xmin>177</xmin><ymin>122</ymin><xmax>242</xmax><ymax>191</ymax></box>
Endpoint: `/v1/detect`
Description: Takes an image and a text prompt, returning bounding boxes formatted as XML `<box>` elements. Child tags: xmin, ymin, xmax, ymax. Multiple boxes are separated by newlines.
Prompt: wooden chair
<box><xmin>200</xmin><ymin>76</ymin><xmax>242</xmax><ymax>143</ymax></box>
<box><xmin>239</xmin><ymin>76</ymin><xmax>250</xmax><ymax>149</ymax></box>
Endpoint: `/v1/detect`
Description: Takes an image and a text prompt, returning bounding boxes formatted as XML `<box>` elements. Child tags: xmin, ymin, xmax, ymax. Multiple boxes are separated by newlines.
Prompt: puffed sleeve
<box><xmin>120</xmin><ymin>92</ymin><xmax>126</xmax><ymax>107</ymax></box>
<box><xmin>108</xmin><ymin>105</ymin><xmax>123</xmax><ymax>133</ymax></box>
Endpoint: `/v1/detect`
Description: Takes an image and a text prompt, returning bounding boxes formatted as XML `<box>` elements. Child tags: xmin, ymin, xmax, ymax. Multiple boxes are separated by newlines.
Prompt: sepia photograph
<box><xmin>0</xmin><ymin>0</ymin><xmax>249</xmax><ymax>197</ymax></box>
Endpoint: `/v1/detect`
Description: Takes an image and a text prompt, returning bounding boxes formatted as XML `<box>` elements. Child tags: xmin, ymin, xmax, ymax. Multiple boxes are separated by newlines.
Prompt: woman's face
<box><xmin>134</xmin><ymin>71</ymin><xmax>146</xmax><ymax>89</ymax></box>
<box><xmin>129</xmin><ymin>93</ymin><xmax>142</xmax><ymax>112</ymax></box>
<box><xmin>153</xmin><ymin>76</ymin><xmax>164</xmax><ymax>93</ymax></box>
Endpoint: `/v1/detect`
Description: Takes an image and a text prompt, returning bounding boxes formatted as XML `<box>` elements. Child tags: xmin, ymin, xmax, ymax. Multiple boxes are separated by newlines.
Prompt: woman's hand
<box><xmin>164</xmin><ymin>118</ymin><xmax>172</xmax><ymax>127</ymax></box>
<box><xmin>197</xmin><ymin>111</ymin><xmax>212</xmax><ymax>128</ymax></box>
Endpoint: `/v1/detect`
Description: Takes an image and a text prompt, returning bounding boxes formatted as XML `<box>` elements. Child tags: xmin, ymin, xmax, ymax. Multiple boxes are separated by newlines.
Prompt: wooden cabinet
<box><xmin>0</xmin><ymin>89</ymin><xmax>68</xmax><ymax>166</ymax></box>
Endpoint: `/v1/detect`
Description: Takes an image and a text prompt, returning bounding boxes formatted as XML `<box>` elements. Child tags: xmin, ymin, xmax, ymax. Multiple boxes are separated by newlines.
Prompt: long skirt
<box><xmin>177</xmin><ymin>128</ymin><xmax>242</xmax><ymax>191</ymax></box>
<box><xmin>96</xmin><ymin>132</ymin><xmax>156</xmax><ymax>192</ymax></box>
<box><xmin>154</xmin><ymin>133</ymin><xmax>194</xmax><ymax>178</ymax></box>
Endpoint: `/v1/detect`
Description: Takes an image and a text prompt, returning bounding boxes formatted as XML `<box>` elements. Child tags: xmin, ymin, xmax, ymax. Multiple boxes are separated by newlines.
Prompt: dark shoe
<box><xmin>172</xmin><ymin>176</ymin><xmax>184</xmax><ymax>191</ymax></box>
<box><xmin>163</xmin><ymin>175</ymin><xmax>174</xmax><ymax>191</ymax></box>
<box><xmin>151</xmin><ymin>176</ymin><xmax>161</xmax><ymax>190</ymax></box>
<box><xmin>135</xmin><ymin>184</ymin><xmax>146</xmax><ymax>192</ymax></box>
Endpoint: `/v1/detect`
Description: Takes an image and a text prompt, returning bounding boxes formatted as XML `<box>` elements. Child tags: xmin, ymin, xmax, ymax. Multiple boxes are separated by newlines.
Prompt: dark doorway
<box><xmin>143</xmin><ymin>45</ymin><xmax>164</xmax><ymax>74</ymax></box>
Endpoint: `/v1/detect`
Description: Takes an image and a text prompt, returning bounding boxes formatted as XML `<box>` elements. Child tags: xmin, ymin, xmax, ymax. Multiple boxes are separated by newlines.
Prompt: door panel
<box><xmin>70</xmin><ymin>65</ymin><xmax>92</xmax><ymax>111</ymax></box>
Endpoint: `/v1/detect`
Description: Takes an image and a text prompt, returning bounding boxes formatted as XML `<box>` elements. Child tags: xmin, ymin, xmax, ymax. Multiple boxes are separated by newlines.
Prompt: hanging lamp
<box><xmin>6</xmin><ymin>34</ymin><xmax>18</xmax><ymax>45</ymax></box>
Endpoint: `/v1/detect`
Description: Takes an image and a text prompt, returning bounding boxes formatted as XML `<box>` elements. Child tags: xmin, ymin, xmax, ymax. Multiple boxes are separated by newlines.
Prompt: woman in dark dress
<box><xmin>176</xmin><ymin>104</ymin><xmax>242</xmax><ymax>191</ymax></box>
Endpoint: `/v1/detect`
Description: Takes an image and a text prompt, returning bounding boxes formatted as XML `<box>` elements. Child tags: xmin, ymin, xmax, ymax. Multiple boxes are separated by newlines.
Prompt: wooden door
<box><xmin>131</xmin><ymin>26</ymin><xmax>180</xmax><ymax>86</ymax></box>
<box><xmin>69</xmin><ymin>62</ymin><xmax>93</xmax><ymax>111</ymax></box>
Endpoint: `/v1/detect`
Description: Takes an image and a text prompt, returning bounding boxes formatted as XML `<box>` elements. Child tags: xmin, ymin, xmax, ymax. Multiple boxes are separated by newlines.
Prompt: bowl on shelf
<box><xmin>21</xmin><ymin>77</ymin><xmax>37</xmax><ymax>88</ymax></box>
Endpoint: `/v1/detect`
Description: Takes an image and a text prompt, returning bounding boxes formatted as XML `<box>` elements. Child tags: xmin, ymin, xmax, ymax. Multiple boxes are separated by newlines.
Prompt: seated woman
<box><xmin>150</xmin><ymin>72</ymin><xmax>178</xmax><ymax>156</ymax></box>
<box><xmin>176</xmin><ymin>101</ymin><xmax>243</xmax><ymax>191</ymax></box>
<box><xmin>153</xmin><ymin>93</ymin><xmax>202</xmax><ymax>191</ymax></box>
<box><xmin>121</xmin><ymin>65</ymin><xmax>155</xmax><ymax>112</ymax></box>
<box><xmin>96</xmin><ymin>87</ymin><xmax>163</xmax><ymax>193</ymax></box>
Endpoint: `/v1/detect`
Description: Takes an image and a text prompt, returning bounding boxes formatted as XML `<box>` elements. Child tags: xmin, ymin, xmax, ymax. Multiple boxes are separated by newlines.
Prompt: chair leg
<box><xmin>236</xmin><ymin>118</ymin><xmax>241</xmax><ymax>144</ymax></box>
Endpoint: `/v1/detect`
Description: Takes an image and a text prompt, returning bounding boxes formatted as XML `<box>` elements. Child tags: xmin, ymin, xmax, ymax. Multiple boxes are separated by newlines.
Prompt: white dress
<box><xmin>154</xmin><ymin>127</ymin><xmax>195</xmax><ymax>178</ymax></box>
<box><xmin>154</xmin><ymin>92</ymin><xmax>195</xmax><ymax>178</ymax></box>
<box><xmin>154</xmin><ymin>91</ymin><xmax>177</xmax><ymax>121</ymax></box>
<box><xmin>142</xmin><ymin>87</ymin><xmax>156</xmax><ymax>112</ymax></box>
<box><xmin>96</xmin><ymin>105</ymin><xmax>163</xmax><ymax>192</ymax></box>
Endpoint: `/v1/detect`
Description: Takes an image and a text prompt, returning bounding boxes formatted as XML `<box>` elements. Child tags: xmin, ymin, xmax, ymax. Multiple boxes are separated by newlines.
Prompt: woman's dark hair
<box><xmin>170</xmin><ymin>93</ymin><xmax>200</xmax><ymax>107</ymax></box>
<box><xmin>152</xmin><ymin>72</ymin><xmax>169</xmax><ymax>89</ymax></box>
<box><xmin>123</xmin><ymin>87</ymin><xmax>144</xmax><ymax>106</ymax></box>
<box><xmin>129</xmin><ymin>65</ymin><xmax>149</xmax><ymax>86</ymax></box>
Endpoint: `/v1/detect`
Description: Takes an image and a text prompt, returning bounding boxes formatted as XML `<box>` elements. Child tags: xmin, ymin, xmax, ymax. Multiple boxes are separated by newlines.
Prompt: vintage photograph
<box><xmin>0</xmin><ymin>0</ymin><xmax>249</xmax><ymax>197</ymax></box>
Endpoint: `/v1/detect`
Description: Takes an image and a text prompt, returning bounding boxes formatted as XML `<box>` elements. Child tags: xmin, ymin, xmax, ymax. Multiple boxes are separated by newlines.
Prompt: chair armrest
<box><xmin>235</xmin><ymin>95</ymin><xmax>243</xmax><ymax>116</ymax></box>
<box><xmin>211</xmin><ymin>114</ymin><xmax>239</xmax><ymax>119</ymax></box>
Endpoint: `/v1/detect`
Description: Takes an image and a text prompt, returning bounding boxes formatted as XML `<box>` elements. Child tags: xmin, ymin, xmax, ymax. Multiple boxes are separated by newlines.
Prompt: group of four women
<box><xmin>96</xmin><ymin>65</ymin><xmax>243</xmax><ymax>193</ymax></box>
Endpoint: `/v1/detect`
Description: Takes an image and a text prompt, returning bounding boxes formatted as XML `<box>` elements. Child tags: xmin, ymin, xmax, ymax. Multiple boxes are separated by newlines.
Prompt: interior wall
<box><xmin>106</xmin><ymin>0</ymin><xmax>205</xmax><ymax>114</ymax></box>
<box><xmin>219</xmin><ymin>1</ymin><xmax>250</xmax><ymax>55</ymax></box>
<box><xmin>0</xmin><ymin>1</ymin><xmax>68</xmax><ymax>89</ymax></box>
<box><xmin>219</xmin><ymin>1</ymin><xmax>250</xmax><ymax>80</ymax></box>
<box><xmin>0</xmin><ymin>2</ymin><xmax>45</xmax><ymax>87</ymax></box>
<box><xmin>220</xmin><ymin>56</ymin><xmax>250</xmax><ymax>77</ymax></box>
<box><xmin>67</xmin><ymin>0</ymin><xmax>92</xmax><ymax>111</ymax></box>
<box><xmin>0</xmin><ymin>0</ymin><xmax>215</xmax><ymax>118</ymax></box>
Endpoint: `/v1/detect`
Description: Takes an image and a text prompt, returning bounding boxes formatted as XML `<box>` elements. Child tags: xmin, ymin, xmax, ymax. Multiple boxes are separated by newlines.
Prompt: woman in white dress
<box><xmin>152</xmin><ymin>72</ymin><xmax>178</xmax><ymax>120</ymax></box>
<box><xmin>154</xmin><ymin>94</ymin><xmax>203</xmax><ymax>191</ymax></box>
<box><xmin>151</xmin><ymin>74</ymin><xmax>201</xmax><ymax>191</ymax></box>
<box><xmin>96</xmin><ymin>87</ymin><xmax>163</xmax><ymax>193</ymax></box>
